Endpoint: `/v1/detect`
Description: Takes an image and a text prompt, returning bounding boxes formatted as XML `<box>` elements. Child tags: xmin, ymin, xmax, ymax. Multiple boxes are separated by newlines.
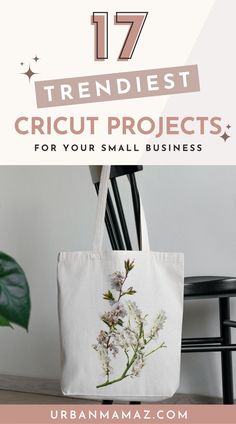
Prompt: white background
<box><xmin>1</xmin><ymin>0</ymin><xmax>236</xmax><ymax>164</ymax></box>
<box><xmin>0</xmin><ymin>165</ymin><xmax>236</xmax><ymax>398</ymax></box>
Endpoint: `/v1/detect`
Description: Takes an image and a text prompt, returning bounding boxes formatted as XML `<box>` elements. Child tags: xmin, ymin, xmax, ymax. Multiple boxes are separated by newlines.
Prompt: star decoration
<box><xmin>33</xmin><ymin>55</ymin><xmax>40</xmax><ymax>63</ymax></box>
<box><xmin>220</xmin><ymin>132</ymin><xmax>230</xmax><ymax>142</ymax></box>
<box><xmin>22</xmin><ymin>65</ymin><xmax>37</xmax><ymax>82</ymax></box>
<box><xmin>226</xmin><ymin>124</ymin><xmax>231</xmax><ymax>130</ymax></box>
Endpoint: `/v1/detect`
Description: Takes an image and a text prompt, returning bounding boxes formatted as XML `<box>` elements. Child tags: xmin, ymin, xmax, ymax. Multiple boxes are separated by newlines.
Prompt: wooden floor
<box><xmin>0</xmin><ymin>375</ymin><xmax>224</xmax><ymax>404</ymax></box>
<box><xmin>0</xmin><ymin>390</ymin><xmax>95</xmax><ymax>404</ymax></box>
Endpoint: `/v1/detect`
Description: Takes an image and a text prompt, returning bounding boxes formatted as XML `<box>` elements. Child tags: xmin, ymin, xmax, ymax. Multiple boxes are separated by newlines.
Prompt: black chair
<box><xmin>90</xmin><ymin>165</ymin><xmax>236</xmax><ymax>404</ymax></box>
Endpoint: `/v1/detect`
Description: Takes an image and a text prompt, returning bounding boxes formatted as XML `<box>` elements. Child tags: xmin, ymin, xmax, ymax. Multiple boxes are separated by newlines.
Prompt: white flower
<box><xmin>93</xmin><ymin>331</ymin><xmax>119</xmax><ymax>359</ymax></box>
<box><xmin>93</xmin><ymin>342</ymin><xmax>113</xmax><ymax>376</ymax></box>
<box><xmin>108</xmin><ymin>340</ymin><xmax>119</xmax><ymax>357</ymax></box>
<box><xmin>149</xmin><ymin>310</ymin><xmax>167</xmax><ymax>340</ymax></box>
<box><xmin>96</xmin><ymin>330</ymin><xmax>109</xmax><ymax>347</ymax></box>
<box><xmin>131</xmin><ymin>353</ymin><xmax>145</xmax><ymax>378</ymax></box>
<box><xmin>116</xmin><ymin>327</ymin><xmax>136</xmax><ymax>350</ymax></box>
<box><xmin>127</xmin><ymin>301</ymin><xmax>146</xmax><ymax>323</ymax></box>
<box><xmin>101</xmin><ymin>310</ymin><xmax>119</xmax><ymax>326</ymax></box>
<box><xmin>99</xmin><ymin>348</ymin><xmax>113</xmax><ymax>376</ymax></box>
<box><xmin>101</xmin><ymin>302</ymin><xmax>127</xmax><ymax>327</ymax></box>
<box><xmin>113</xmin><ymin>303</ymin><xmax>127</xmax><ymax>318</ymax></box>
<box><xmin>111</xmin><ymin>271</ymin><xmax>124</xmax><ymax>291</ymax></box>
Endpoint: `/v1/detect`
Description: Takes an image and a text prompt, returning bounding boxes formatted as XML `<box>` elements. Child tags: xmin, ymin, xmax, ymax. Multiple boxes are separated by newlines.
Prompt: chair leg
<box><xmin>219</xmin><ymin>297</ymin><xmax>234</xmax><ymax>404</ymax></box>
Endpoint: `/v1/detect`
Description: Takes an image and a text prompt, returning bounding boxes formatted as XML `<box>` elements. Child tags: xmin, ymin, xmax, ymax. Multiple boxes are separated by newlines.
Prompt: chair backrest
<box><xmin>90</xmin><ymin>165</ymin><xmax>143</xmax><ymax>250</ymax></box>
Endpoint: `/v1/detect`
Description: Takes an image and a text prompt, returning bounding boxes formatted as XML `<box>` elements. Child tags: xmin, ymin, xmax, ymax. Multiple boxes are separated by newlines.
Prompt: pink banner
<box><xmin>0</xmin><ymin>404</ymin><xmax>235</xmax><ymax>424</ymax></box>
<box><xmin>35</xmin><ymin>65</ymin><xmax>200</xmax><ymax>108</ymax></box>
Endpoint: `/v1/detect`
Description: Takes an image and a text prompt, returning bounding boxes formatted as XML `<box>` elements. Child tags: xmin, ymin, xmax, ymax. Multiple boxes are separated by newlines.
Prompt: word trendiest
<box><xmin>34</xmin><ymin>66</ymin><xmax>199</xmax><ymax>108</ymax></box>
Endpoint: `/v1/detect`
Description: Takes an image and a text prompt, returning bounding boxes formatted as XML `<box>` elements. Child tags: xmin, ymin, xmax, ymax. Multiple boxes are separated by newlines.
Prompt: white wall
<box><xmin>0</xmin><ymin>165</ymin><xmax>236</xmax><ymax>398</ymax></box>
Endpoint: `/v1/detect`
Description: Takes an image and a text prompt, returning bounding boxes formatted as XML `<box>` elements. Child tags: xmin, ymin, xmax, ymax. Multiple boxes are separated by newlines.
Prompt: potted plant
<box><xmin>0</xmin><ymin>252</ymin><xmax>30</xmax><ymax>330</ymax></box>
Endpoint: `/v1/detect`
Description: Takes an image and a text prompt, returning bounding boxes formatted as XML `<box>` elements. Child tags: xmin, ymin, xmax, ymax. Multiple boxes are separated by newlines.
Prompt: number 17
<box><xmin>92</xmin><ymin>12</ymin><xmax>148</xmax><ymax>60</ymax></box>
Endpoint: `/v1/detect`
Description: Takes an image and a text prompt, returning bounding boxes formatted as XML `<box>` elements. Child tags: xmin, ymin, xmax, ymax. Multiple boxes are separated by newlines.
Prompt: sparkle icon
<box><xmin>22</xmin><ymin>65</ymin><xmax>37</xmax><ymax>82</ymax></box>
<box><xmin>33</xmin><ymin>55</ymin><xmax>40</xmax><ymax>63</ymax></box>
<box><xmin>220</xmin><ymin>132</ymin><xmax>230</xmax><ymax>142</ymax></box>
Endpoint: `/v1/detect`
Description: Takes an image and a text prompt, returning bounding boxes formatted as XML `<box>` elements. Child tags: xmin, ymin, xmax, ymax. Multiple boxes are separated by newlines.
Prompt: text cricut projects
<box><xmin>15</xmin><ymin>116</ymin><xmax>222</xmax><ymax>137</ymax></box>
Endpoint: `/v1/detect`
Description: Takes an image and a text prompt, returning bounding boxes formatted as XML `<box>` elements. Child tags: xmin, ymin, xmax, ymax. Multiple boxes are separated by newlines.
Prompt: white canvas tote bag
<box><xmin>57</xmin><ymin>166</ymin><xmax>184</xmax><ymax>401</ymax></box>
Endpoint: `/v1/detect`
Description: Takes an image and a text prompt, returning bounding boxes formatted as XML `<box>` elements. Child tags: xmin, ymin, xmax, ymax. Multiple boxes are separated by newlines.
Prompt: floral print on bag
<box><xmin>93</xmin><ymin>259</ymin><xmax>167</xmax><ymax>388</ymax></box>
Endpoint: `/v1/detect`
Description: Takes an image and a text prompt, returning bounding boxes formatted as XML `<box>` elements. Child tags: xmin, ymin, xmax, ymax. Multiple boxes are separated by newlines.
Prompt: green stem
<box><xmin>105</xmin><ymin>335</ymin><xmax>111</xmax><ymax>381</ymax></box>
<box><xmin>145</xmin><ymin>341</ymin><xmax>166</xmax><ymax>358</ymax></box>
<box><xmin>96</xmin><ymin>352</ymin><xmax>136</xmax><ymax>389</ymax></box>
<box><xmin>96</xmin><ymin>374</ymin><xmax>130</xmax><ymax>388</ymax></box>
<box><xmin>117</xmin><ymin>270</ymin><xmax>128</xmax><ymax>302</ymax></box>
<box><xmin>124</xmin><ymin>350</ymin><xmax>130</xmax><ymax>366</ymax></box>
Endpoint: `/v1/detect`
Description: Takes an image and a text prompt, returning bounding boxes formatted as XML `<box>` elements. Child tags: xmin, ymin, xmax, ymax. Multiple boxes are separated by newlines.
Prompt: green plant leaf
<box><xmin>0</xmin><ymin>252</ymin><xmax>30</xmax><ymax>330</ymax></box>
<box><xmin>124</xmin><ymin>259</ymin><xmax>135</xmax><ymax>273</ymax></box>
<box><xmin>103</xmin><ymin>290</ymin><xmax>115</xmax><ymax>302</ymax></box>
<box><xmin>126</xmin><ymin>287</ymin><xmax>136</xmax><ymax>295</ymax></box>
<box><xmin>117</xmin><ymin>319</ymin><xmax>123</xmax><ymax>326</ymax></box>
<box><xmin>102</xmin><ymin>318</ymin><xmax>111</xmax><ymax>328</ymax></box>
<box><xmin>0</xmin><ymin>314</ymin><xmax>12</xmax><ymax>327</ymax></box>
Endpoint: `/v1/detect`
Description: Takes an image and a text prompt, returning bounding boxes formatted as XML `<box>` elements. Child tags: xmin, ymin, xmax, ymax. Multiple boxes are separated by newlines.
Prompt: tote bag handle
<box><xmin>92</xmin><ymin>166</ymin><xmax>150</xmax><ymax>252</ymax></box>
